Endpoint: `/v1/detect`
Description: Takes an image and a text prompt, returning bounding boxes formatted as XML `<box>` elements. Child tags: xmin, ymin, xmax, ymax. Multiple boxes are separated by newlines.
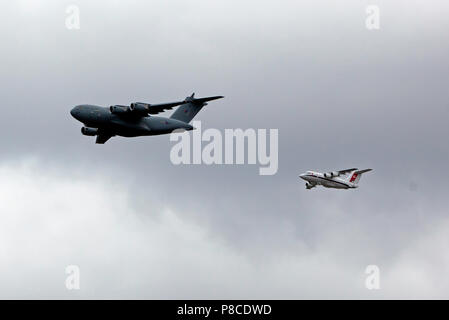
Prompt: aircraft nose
<box><xmin>299</xmin><ymin>173</ymin><xmax>306</xmax><ymax>180</ymax></box>
<box><xmin>70</xmin><ymin>106</ymin><xmax>77</xmax><ymax>117</ymax></box>
<box><xmin>185</xmin><ymin>124</ymin><xmax>194</xmax><ymax>131</ymax></box>
<box><xmin>70</xmin><ymin>106</ymin><xmax>81</xmax><ymax>119</ymax></box>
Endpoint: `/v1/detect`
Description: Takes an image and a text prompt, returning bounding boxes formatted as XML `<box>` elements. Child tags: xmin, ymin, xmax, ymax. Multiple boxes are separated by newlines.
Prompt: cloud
<box><xmin>1</xmin><ymin>0</ymin><xmax>449</xmax><ymax>299</ymax></box>
<box><xmin>0</xmin><ymin>160</ymin><xmax>448</xmax><ymax>299</ymax></box>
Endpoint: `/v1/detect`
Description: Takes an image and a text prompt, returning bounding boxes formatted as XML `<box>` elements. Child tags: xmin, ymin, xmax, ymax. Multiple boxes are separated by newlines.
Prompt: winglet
<box><xmin>184</xmin><ymin>93</ymin><xmax>224</xmax><ymax>105</ymax></box>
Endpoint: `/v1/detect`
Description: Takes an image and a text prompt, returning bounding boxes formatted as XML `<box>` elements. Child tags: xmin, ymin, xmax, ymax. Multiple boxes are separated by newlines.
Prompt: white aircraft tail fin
<box><xmin>346</xmin><ymin>169</ymin><xmax>372</xmax><ymax>184</ymax></box>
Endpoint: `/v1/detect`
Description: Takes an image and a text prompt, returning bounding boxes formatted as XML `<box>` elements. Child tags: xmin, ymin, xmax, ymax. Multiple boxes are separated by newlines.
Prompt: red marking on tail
<box><xmin>350</xmin><ymin>173</ymin><xmax>358</xmax><ymax>182</ymax></box>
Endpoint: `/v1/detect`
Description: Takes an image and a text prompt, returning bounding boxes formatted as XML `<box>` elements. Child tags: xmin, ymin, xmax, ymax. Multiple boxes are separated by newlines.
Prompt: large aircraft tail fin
<box><xmin>347</xmin><ymin>169</ymin><xmax>372</xmax><ymax>184</ymax></box>
<box><xmin>170</xmin><ymin>93</ymin><xmax>223</xmax><ymax>123</ymax></box>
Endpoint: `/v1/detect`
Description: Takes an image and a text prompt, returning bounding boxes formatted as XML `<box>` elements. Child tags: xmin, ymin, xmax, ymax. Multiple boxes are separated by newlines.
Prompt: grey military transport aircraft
<box><xmin>70</xmin><ymin>93</ymin><xmax>223</xmax><ymax>144</ymax></box>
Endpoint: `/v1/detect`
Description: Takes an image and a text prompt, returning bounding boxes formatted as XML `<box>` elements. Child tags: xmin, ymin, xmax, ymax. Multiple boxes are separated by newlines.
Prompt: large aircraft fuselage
<box><xmin>70</xmin><ymin>104</ymin><xmax>193</xmax><ymax>137</ymax></box>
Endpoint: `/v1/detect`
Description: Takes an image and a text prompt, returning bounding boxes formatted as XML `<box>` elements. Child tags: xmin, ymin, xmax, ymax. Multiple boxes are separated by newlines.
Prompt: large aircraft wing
<box><xmin>183</xmin><ymin>94</ymin><xmax>224</xmax><ymax>105</ymax></box>
<box><xmin>132</xmin><ymin>101</ymin><xmax>187</xmax><ymax>115</ymax></box>
<box><xmin>133</xmin><ymin>94</ymin><xmax>224</xmax><ymax>115</ymax></box>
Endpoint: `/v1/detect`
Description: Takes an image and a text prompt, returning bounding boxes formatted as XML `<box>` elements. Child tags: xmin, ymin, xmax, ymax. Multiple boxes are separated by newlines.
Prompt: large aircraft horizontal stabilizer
<box><xmin>170</xmin><ymin>93</ymin><xmax>224</xmax><ymax>123</ymax></box>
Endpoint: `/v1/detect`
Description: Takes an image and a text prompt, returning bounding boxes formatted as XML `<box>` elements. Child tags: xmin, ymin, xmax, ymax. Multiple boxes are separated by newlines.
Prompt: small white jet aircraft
<box><xmin>299</xmin><ymin>168</ymin><xmax>372</xmax><ymax>190</ymax></box>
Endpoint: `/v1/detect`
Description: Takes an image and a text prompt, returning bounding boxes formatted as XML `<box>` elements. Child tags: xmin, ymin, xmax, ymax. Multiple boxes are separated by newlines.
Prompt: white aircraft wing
<box><xmin>323</xmin><ymin>168</ymin><xmax>358</xmax><ymax>178</ymax></box>
<box><xmin>337</xmin><ymin>168</ymin><xmax>358</xmax><ymax>175</ymax></box>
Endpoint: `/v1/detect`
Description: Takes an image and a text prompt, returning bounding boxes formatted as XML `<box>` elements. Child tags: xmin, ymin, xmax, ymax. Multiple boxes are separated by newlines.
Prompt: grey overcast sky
<box><xmin>1</xmin><ymin>0</ymin><xmax>449</xmax><ymax>298</ymax></box>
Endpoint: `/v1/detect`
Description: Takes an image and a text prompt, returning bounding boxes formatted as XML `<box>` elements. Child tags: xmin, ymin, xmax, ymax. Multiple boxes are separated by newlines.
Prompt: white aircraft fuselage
<box><xmin>300</xmin><ymin>171</ymin><xmax>355</xmax><ymax>189</ymax></box>
<box><xmin>299</xmin><ymin>168</ymin><xmax>372</xmax><ymax>190</ymax></box>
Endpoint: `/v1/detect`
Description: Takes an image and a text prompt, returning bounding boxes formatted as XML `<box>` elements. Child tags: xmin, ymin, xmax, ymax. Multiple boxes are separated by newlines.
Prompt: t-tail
<box><xmin>346</xmin><ymin>169</ymin><xmax>373</xmax><ymax>185</ymax></box>
<box><xmin>170</xmin><ymin>93</ymin><xmax>224</xmax><ymax>123</ymax></box>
